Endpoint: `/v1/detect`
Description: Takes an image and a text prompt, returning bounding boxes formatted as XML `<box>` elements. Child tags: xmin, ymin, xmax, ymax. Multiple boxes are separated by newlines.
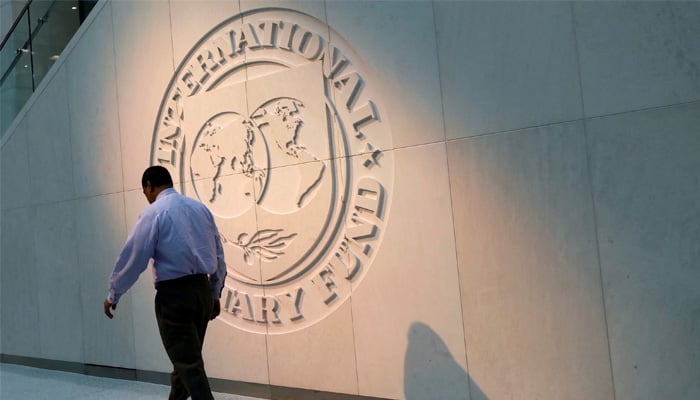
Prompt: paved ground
<box><xmin>0</xmin><ymin>363</ymin><xmax>262</xmax><ymax>400</ymax></box>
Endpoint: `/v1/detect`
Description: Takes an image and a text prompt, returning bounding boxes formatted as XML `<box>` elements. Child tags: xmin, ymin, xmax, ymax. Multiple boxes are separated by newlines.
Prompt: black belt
<box><xmin>155</xmin><ymin>273</ymin><xmax>208</xmax><ymax>290</ymax></box>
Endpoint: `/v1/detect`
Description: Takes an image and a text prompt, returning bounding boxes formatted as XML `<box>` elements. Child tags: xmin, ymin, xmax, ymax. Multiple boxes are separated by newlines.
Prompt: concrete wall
<box><xmin>2</xmin><ymin>1</ymin><xmax>699</xmax><ymax>399</ymax></box>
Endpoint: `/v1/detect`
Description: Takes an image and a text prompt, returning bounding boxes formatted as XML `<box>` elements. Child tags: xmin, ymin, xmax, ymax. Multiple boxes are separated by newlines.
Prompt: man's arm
<box><xmin>104</xmin><ymin>212</ymin><xmax>158</xmax><ymax>318</ymax></box>
<box><xmin>209</xmin><ymin>226</ymin><xmax>227</xmax><ymax>320</ymax></box>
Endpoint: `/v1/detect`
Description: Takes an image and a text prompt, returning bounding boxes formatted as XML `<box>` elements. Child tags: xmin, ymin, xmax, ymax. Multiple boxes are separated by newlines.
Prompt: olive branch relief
<box><xmin>226</xmin><ymin>229</ymin><xmax>298</xmax><ymax>265</ymax></box>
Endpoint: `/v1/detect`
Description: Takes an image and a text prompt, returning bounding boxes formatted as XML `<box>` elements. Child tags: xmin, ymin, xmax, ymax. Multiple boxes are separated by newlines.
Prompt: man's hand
<box><xmin>210</xmin><ymin>299</ymin><xmax>221</xmax><ymax>320</ymax></box>
<box><xmin>104</xmin><ymin>299</ymin><xmax>117</xmax><ymax>319</ymax></box>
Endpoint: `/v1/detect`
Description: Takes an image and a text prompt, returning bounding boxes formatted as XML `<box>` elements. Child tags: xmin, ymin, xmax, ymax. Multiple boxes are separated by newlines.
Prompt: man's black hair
<box><xmin>142</xmin><ymin>165</ymin><xmax>174</xmax><ymax>188</ymax></box>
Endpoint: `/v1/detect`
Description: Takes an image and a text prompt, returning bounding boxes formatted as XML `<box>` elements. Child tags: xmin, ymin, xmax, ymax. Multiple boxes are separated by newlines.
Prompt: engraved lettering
<box><xmin>311</xmin><ymin>266</ymin><xmax>338</xmax><ymax>305</ymax></box>
<box><xmin>227</xmin><ymin>290</ymin><xmax>255</xmax><ymax>321</ymax></box>
<box><xmin>196</xmin><ymin>49</ymin><xmax>221</xmax><ymax>78</ymax></box>
<box><xmin>362</xmin><ymin>144</ymin><xmax>383</xmax><ymax>169</ymax></box>
<box><xmin>355</xmin><ymin>177</ymin><xmax>384</xmax><ymax>219</ymax></box>
<box><xmin>210</xmin><ymin>33</ymin><xmax>235</xmax><ymax>63</ymax></box>
<box><xmin>180</xmin><ymin>70</ymin><xmax>201</xmax><ymax>96</ymax></box>
<box><xmin>223</xmin><ymin>288</ymin><xmax>233</xmax><ymax>310</ymax></box>
<box><xmin>347</xmin><ymin>212</ymin><xmax>378</xmax><ymax>241</ymax></box>
<box><xmin>163</xmin><ymin>102</ymin><xmax>179</xmax><ymax>128</ymax></box>
<box><xmin>350</xmin><ymin>101</ymin><xmax>378</xmax><ymax>130</ymax></box>
<box><xmin>329</xmin><ymin>237</ymin><xmax>363</xmax><ymax>281</ymax></box>
<box><xmin>252</xmin><ymin>295</ymin><xmax>282</xmax><ymax>323</ymax></box>
<box><xmin>323</xmin><ymin>45</ymin><xmax>350</xmax><ymax>80</ymax></box>
<box><xmin>334</xmin><ymin>71</ymin><xmax>363</xmax><ymax>112</ymax></box>
<box><xmin>256</xmin><ymin>20</ymin><xmax>276</xmax><ymax>47</ymax></box>
<box><xmin>276</xmin><ymin>21</ymin><xmax>295</xmax><ymax>51</ymax></box>
<box><xmin>292</xmin><ymin>26</ymin><xmax>323</xmax><ymax>60</ymax></box>
<box><xmin>227</xmin><ymin>28</ymin><xmax>245</xmax><ymax>56</ymax></box>
<box><xmin>156</xmin><ymin>126</ymin><xmax>181</xmax><ymax>166</ymax></box>
<box><xmin>241</xmin><ymin>22</ymin><xmax>262</xmax><ymax>50</ymax></box>
<box><xmin>157</xmin><ymin>147</ymin><xmax>176</xmax><ymax>166</ymax></box>
<box><xmin>278</xmin><ymin>287</ymin><xmax>304</xmax><ymax>321</ymax></box>
<box><xmin>160</xmin><ymin>125</ymin><xmax>181</xmax><ymax>142</ymax></box>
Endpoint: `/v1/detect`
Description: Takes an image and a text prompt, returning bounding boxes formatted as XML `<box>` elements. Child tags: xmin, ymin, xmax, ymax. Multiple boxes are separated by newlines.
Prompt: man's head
<box><xmin>142</xmin><ymin>166</ymin><xmax>174</xmax><ymax>204</ymax></box>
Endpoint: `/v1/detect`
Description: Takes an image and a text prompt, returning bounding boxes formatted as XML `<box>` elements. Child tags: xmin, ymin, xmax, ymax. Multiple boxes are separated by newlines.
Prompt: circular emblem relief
<box><xmin>152</xmin><ymin>9</ymin><xmax>393</xmax><ymax>334</ymax></box>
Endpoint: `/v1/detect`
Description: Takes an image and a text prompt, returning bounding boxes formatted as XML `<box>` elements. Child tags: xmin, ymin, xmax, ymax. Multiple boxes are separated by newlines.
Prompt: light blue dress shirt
<box><xmin>107</xmin><ymin>188</ymin><xmax>227</xmax><ymax>304</ymax></box>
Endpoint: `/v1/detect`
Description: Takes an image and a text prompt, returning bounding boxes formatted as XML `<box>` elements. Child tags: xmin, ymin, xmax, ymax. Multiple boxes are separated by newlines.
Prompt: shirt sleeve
<box><xmin>209</xmin><ymin>226</ymin><xmax>227</xmax><ymax>299</ymax></box>
<box><xmin>107</xmin><ymin>211</ymin><xmax>159</xmax><ymax>304</ymax></box>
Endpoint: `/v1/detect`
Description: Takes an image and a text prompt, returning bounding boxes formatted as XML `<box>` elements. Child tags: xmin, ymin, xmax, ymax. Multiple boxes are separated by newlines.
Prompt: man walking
<box><xmin>104</xmin><ymin>166</ymin><xmax>227</xmax><ymax>400</ymax></box>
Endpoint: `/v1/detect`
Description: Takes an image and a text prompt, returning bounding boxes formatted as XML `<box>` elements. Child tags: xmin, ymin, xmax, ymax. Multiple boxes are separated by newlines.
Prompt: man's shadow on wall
<box><xmin>404</xmin><ymin>322</ymin><xmax>488</xmax><ymax>400</ymax></box>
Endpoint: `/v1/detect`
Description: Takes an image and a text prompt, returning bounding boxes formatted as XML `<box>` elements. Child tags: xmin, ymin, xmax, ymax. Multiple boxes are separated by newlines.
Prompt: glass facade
<box><xmin>1</xmin><ymin>0</ymin><xmax>82</xmax><ymax>136</ymax></box>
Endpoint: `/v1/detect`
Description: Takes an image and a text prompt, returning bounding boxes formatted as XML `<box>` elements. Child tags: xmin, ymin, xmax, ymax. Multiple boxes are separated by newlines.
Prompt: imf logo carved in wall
<box><xmin>152</xmin><ymin>9</ymin><xmax>393</xmax><ymax>334</ymax></box>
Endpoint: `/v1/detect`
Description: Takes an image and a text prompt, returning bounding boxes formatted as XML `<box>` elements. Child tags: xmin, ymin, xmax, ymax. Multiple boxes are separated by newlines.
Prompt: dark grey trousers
<box><xmin>155</xmin><ymin>274</ymin><xmax>214</xmax><ymax>400</ymax></box>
